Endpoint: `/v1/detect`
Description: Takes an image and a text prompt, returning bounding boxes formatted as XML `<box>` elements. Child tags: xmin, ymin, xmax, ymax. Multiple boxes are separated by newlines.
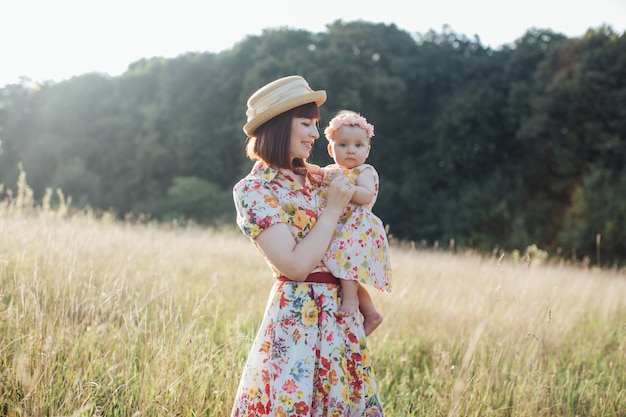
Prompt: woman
<box><xmin>231</xmin><ymin>75</ymin><xmax>385</xmax><ymax>416</ymax></box>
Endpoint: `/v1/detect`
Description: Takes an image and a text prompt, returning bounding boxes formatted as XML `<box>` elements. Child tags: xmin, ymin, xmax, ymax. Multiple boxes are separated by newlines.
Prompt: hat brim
<box><xmin>243</xmin><ymin>91</ymin><xmax>327</xmax><ymax>136</ymax></box>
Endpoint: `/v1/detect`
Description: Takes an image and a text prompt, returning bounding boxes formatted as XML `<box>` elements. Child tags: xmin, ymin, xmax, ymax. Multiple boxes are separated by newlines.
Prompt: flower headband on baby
<box><xmin>324</xmin><ymin>111</ymin><xmax>375</xmax><ymax>140</ymax></box>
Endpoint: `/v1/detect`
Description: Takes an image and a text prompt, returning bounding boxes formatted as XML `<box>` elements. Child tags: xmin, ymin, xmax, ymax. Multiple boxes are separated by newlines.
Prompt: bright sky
<box><xmin>2</xmin><ymin>0</ymin><xmax>624</xmax><ymax>87</ymax></box>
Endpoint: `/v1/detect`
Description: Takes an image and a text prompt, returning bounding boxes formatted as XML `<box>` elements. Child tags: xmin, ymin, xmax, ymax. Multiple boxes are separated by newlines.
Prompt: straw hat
<box><xmin>243</xmin><ymin>75</ymin><xmax>327</xmax><ymax>136</ymax></box>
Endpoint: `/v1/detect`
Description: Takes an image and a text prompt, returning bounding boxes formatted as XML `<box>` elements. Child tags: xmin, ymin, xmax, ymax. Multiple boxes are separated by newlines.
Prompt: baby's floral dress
<box><xmin>231</xmin><ymin>161</ymin><xmax>384</xmax><ymax>416</ymax></box>
<box><xmin>319</xmin><ymin>164</ymin><xmax>392</xmax><ymax>294</ymax></box>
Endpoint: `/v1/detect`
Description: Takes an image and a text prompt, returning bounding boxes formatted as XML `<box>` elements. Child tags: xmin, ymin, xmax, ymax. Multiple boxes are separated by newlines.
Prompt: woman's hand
<box><xmin>255</xmin><ymin>172</ymin><xmax>355</xmax><ymax>281</ymax></box>
<box><xmin>254</xmin><ymin>173</ymin><xmax>356</xmax><ymax>281</ymax></box>
<box><xmin>325</xmin><ymin>174</ymin><xmax>356</xmax><ymax>214</ymax></box>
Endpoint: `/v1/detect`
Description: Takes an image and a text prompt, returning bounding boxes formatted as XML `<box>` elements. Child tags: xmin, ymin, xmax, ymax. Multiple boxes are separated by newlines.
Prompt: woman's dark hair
<box><xmin>246</xmin><ymin>102</ymin><xmax>320</xmax><ymax>169</ymax></box>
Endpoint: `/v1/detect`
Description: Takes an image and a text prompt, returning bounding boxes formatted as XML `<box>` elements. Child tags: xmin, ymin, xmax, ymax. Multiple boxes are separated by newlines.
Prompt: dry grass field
<box><xmin>1</xmin><ymin>187</ymin><xmax>625</xmax><ymax>416</ymax></box>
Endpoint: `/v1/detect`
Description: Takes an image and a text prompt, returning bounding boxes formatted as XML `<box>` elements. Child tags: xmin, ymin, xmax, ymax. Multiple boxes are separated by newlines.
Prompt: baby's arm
<box><xmin>351</xmin><ymin>168</ymin><xmax>375</xmax><ymax>205</ymax></box>
<box><xmin>304</xmin><ymin>161</ymin><xmax>325</xmax><ymax>176</ymax></box>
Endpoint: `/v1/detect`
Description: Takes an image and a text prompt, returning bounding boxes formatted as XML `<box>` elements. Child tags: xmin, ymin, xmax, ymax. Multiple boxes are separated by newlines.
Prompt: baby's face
<box><xmin>327</xmin><ymin>125</ymin><xmax>371</xmax><ymax>169</ymax></box>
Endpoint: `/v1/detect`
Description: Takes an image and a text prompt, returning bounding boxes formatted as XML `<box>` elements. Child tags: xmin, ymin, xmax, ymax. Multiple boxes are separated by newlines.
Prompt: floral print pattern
<box><xmin>321</xmin><ymin>164</ymin><xmax>392</xmax><ymax>294</ymax></box>
<box><xmin>232</xmin><ymin>161</ymin><xmax>384</xmax><ymax>416</ymax></box>
<box><xmin>234</xmin><ymin>162</ymin><xmax>320</xmax><ymax>277</ymax></box>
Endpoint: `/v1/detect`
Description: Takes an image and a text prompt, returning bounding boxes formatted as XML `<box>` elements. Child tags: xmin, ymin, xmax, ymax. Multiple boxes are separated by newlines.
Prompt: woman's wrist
<box><xmin>320</xmin><ymin>205</ymin><xmax>342</xmax><ymax>222</ymax></box>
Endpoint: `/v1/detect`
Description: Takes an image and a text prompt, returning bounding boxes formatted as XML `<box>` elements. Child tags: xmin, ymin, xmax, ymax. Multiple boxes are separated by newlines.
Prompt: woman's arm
<box><xmin>255</xmin><ymin>174</ymin><xmax>354</xmax><ymax>281</ymax></box>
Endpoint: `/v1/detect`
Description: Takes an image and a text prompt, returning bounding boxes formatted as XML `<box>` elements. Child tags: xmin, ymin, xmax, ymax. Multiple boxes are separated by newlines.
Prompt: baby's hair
<box><xmin>324</xmin><ymin>110</ymin><xmax>374</xmax><ymax>140</ymax></box>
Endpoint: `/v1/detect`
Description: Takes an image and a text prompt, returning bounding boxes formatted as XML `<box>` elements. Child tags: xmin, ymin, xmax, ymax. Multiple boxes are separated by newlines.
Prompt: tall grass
<box><xmin>372</xmin><ymin>247</ymin><xmax>625</xmax><ymax>416</ymax></box>
<box><xmin>1</xmin><ymin>184</ymin><xmax>624</xmax><ymax>415</ymax></box>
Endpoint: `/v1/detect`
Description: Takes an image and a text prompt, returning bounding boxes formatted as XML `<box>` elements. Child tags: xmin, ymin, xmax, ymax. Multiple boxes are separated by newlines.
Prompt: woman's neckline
<box><xmin>279</xmin><ymin>168</ymin><xmax>305</xmax><ymax>186</ymax></box>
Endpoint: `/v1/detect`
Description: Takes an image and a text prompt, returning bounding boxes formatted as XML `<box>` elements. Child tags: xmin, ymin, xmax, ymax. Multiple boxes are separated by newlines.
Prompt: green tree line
<box><xmin>1</xmin><ymin>21</ymin><xmax>624</xmax><ymax>265</ymax></box>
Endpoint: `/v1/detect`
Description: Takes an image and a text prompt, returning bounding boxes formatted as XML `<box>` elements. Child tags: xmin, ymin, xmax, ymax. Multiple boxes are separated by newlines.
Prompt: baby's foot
<box><xmin>337</xmin><ymin>295</ymin><xmax>359</xmax><ymax>317</ymax></box>
<box><xmin>363</xmin><ymin>311</ymin><xmax>383</xmax><ymax>336</ymax></box>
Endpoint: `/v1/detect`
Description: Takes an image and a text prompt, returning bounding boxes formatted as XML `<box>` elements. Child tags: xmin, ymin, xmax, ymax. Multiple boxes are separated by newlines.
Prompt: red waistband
<box><xmin>277</xmin><ymin>272</ymin><xmax>340</xmax><ymax>285</ymax></box>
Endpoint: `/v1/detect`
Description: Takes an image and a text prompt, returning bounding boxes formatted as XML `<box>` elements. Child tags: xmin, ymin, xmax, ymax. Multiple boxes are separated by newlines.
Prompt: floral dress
<box><xmin>320</xmin><ymin>164</ymin><xmax>392</xmax><ymax>294</ymax></box>
<box><xmin>231</xmin><ymin>161</ymin><xmax>384</xmax><ymax>417</ymax></box>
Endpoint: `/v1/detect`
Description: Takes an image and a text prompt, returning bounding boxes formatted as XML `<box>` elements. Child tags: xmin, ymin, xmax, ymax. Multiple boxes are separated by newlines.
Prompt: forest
<box><xmin>1</xmin><ymin>20</ymin><xmax>624</xmax><ymax>266</ymax></box>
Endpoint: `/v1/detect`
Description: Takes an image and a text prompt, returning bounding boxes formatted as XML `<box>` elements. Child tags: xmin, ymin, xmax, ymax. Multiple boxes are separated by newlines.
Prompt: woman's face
<box><xmin>327</xmin><ymin>125</ymin><xmax>371</xmax><ymax>169</ymax></box>
<box><xmin>289</xmin><ymin>117</ymin><xmax>320</xmax><ymax>160</ymax></box>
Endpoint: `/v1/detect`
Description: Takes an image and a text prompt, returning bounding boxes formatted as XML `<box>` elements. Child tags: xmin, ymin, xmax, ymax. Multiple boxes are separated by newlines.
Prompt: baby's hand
<box><xmin>304</xmin><ymin>161</ymin><xmax>322</xmax><ymax>175</ymax></box>
<box><xmin>319</xmin><ymin>169</ymin><xmax>334</xmax><ymax>187</ymax></box>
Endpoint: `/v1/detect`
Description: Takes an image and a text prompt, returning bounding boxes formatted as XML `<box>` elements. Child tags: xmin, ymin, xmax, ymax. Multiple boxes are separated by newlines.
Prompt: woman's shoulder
<box><xmin>233</xmin><ymin>162</ymin><xmax>278</xmax><ymax>192</ymax></box>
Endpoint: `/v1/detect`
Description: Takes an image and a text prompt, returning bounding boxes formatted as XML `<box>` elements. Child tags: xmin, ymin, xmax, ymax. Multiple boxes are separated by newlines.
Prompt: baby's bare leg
<box><xmin>358</xmin><ymin>284</ymin><xmax>383</xmax><ymax>336</ymax></box>
<box><xmin>337</xmin><ymin>279</ymin><xmax>359</xmax><ymax>317</ymax></box>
